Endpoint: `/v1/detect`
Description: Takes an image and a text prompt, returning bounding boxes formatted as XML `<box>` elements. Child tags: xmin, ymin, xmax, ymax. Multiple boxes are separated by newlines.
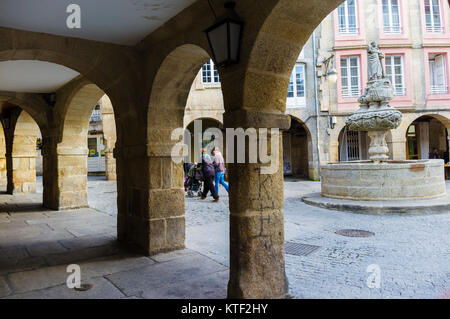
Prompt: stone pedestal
<box><xmin>368</xmin><ymin>131</ymin><xmax>389</xmax><ymax>163</ymax></box>
<box><xmin>321</xmin><ymin>160</ymin><xmax>446</xmax><ymax>201</ymax></box>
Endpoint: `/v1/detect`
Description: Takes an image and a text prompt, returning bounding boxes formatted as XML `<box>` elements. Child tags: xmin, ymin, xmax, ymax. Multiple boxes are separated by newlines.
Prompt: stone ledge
<box><xmin>302</xmin><ymin>192</ymin><xmax>450</xmax><ymax>215</ymax></box>
<box><xmin>224</xmin><ymin>109</ymin><xmax>291</xmax><ymax>130</ymax></box>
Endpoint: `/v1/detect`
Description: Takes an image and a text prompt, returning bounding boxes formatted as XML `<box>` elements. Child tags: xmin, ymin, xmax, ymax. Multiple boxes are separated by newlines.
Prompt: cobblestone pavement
<box><xmin>1</xmin><ymin>176</ymin><xmax>449</xmax><ymax>299</ymax></box>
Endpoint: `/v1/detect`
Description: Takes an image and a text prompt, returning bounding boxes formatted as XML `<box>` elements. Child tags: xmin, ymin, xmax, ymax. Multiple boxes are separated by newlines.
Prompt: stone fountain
<box><xmin>303</xmin><ymin>42</ymin><xmax>448</xmax><ymax>214</ymax></box>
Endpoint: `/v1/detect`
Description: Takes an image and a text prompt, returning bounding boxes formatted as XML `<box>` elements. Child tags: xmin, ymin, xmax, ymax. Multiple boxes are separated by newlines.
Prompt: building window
<box><xmin>340</xmin><ymin>56</ymin><xmax>361</xmax><ymax>98</ymax></box>
<box><xmin>288</xmin><ymin>64</ymin><xmax>305</xmax><ymax>98</ymax></box>
<box><xmin>385</xmin><ymin>55</ymin><xmax>405</xmax><ymax>96</ymax></box>
<box><xmin>338</xmin><ymin>0</ymin><xmax>358</xmax><ymax>34</ymax></box>
<box><xmin>287</xmin><ymin>64</ymin><xmax>306</xmax><ymax>108</ymax></box>
<box><xmin>202</xmin><ymin>60</ymin><xmax>220</xmax><ymax>84</ymax></box>
<box><xmin>429</xmin><ymin>54</ymin><xmax>448</xmax><ymax>94</ymax></box>
<box><xmin>424</xmin><ymin>0</ymin><xmax>443</xmax><ymax>33</ymax></box>
<box><xmin>90</xmin><ymin>105</ymin><xmax>102</xmax><ymax>123</ymax></box>
<box><xmin>382</xmin><ymin>0</ymin><xmax>401</xmax><ymax>34</ymax></box>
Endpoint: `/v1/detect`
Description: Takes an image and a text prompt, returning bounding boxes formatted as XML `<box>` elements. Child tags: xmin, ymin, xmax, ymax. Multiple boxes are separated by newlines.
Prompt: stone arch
<box><xmin>7</xmin><ymin>109</ymin><xmax>40</xmax><ymax>194</ymax></box>
<box><xmin>234</xmin><ymin>0</ymin><xmax>344</xmax><ymax>114</ymax></box>
<box><xmin>134</xmin><ymin>44</ymin><xmax>216</xmax><ymax>256</ymax></box>
<box><xmin>43</xmin><ymin>77</ymin><xmax>110</xmax><ymax>210</ymax></box>
<box><xmin>0</xmin><ymin>28</ymin><xmax>139</xmax><ymax>102</ymax></box>
<box><xmin>283</xmin><ymin>115</ymin><xmax>314</xmax><ymax>179</ymax></box>
<box><xmin>185</xmin><ymin>117</ymin><xmax>225</xmax><ymax>163</ymax></box>
<box><xmin>402</xmin><ymin>113</ymin><xmax>450</xmax><ymax>161</ymax></box>
<box><xmin>148</xmin><ymin>44</ymin><xmax>212</xmax><ymax>148</ymax></box>
<box><xmin>0</xmin><ymin>92</ymin><xmax>51</xmax><ymax>134</ymax></box>
<box><xmin>0</xmin><ymin>123</ymin><xmax>6</xmax><ymax>187</ymax></box>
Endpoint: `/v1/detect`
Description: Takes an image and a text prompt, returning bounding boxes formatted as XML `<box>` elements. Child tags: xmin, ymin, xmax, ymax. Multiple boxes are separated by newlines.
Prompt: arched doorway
<box><xmin>338</xmin><ymin>126</ymin><xmax>370</xmax><ymax>161</ymax></box>
<box><xmin>283</xmin><ymin>117</ymin><xmax>312</xmax><ymax>179</ymax></box>
<box><xmin>406</xmin><ymin>115</ymin><xmax>450</xmax><ymax>162</ymax></box>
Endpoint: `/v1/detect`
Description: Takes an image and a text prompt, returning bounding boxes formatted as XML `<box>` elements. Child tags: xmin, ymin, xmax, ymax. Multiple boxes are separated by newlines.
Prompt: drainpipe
<box><xmin>312</xmin><ymin>30</ymin><xmax>322</xmax><ymax>181</ymax></box>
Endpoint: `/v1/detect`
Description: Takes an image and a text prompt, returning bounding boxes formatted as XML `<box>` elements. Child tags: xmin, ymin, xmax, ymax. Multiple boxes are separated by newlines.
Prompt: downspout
<box><xmin>312</xmin><ymin>30</ymin><xmax>322</xmax><ymax>180</ymax></box>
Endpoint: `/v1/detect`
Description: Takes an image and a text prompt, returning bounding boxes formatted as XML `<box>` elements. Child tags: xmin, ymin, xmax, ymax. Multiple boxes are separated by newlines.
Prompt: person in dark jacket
<box><xmin>429</xmin><ymin>148</ymin><xmax>441</xmax><ymax>159</ymax></box>
<box><xmin>200</xmin><ymin>148</ymin><xmax>219</xmax><ymax>202</ymax></box>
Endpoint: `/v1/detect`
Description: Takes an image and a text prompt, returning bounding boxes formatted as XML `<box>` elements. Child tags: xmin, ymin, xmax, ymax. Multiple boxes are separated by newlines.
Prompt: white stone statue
<box><xmin>367</xmin><ymin>42</ymin><xmax>384</xmax><ymax>81</ymax></box>
<box><xmin>346</xmin><ymin>41</ymin><xmax>402</xmax><ymax>163</ymax></box>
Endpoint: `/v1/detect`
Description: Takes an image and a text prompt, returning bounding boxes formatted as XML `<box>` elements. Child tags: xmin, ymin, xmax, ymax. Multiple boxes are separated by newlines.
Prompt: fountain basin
<box><xmin>321</xmin><ymin>159</ymin><xmax>446</xmax><ymax>201</ymax></box>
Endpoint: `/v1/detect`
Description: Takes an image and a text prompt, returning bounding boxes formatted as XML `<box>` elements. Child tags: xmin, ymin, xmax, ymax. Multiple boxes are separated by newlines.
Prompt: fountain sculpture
<box><xmin>303</xmin><ymin>42</ymin><xmax>447</xmax><ymax>213</ymax></box>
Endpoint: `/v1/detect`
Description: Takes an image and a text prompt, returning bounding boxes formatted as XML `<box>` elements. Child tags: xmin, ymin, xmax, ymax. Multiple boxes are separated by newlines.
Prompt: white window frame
<box><xmin>429</xmin><ymin>54</ymin><xmax>448</xmax><ymax>94</ymax></box>
<box><xmin>340</xmin><ymin>56</ymin><xmax>361</xmax><ymax>98</ymax></box>
<box><xmin>286</xmin><ymin>64</ymin><xmax>306</xmax><ymax>108</ymax></box>
<box><xmin>338</xmin><ymin>0</ymin><xmax>359</xmax><ymax>35</ymax></box>
<box><xmin>382</xmin><ymin>0</ymin><xmax>402</xmax><ymax>34</ymax></box>
<box><xmin>424</xmin><ymin>0</ymin><xmax>443</xmax><ymax>33</ymax></box>
<box><xmin>201</xmin><ymin>59</ymin><xmax>220</xmax><ymax>86</ymax></box>
<box><xmin>386</xmin><ymin>55</ymin><xmax>406</xmax><ymax>96</ymax></box>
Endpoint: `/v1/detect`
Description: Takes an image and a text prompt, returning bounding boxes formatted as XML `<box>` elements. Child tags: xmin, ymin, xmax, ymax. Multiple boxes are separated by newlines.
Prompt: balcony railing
<box><xmin>90</xmin><ymin>110</ymin><xmax>102</xmax><ymax>122</ymax></box>
<box><xmin>342</xmin><ymin>87</ymin><xmax>361</xmax><ymax>98</ymax></box>
<box><xmin>394</xmin><ymin>87</ymin><xmax>406</xmax><ymax>96</ymax></box>
<box><xmin>384</xmin><ymin>25</ymin><xmax>402</xmax><ymax>34</ymax></box>
<box><xmin>338</xmin><ymin>26</ymin><xmax>359</xmax><ymax>35</ymax></box>
<box><xmin>431</xmin><ymin>85</ymin><xmax>448</xmax><ymax>95</ymax></box>
<box><xmin>426</xmin><ymin>25</ymin><xmax>444</xmax><ymax>33</ymax></box>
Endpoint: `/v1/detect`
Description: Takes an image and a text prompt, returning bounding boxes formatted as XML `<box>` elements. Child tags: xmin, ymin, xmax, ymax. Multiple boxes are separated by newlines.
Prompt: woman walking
<box><xmin>213</xmin><ymin>147</ymin><xmax>229</xmax><ymax>195</ymax></box>
<box><xmin>200</xmin><ymin>148</ymin><xmax>220</xmax><ymax>202</ymax></box>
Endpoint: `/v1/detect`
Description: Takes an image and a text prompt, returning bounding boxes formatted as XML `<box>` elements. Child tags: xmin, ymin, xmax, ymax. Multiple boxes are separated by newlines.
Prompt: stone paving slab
<box><xmin>105</xmin><ymin>253</ymin><xmax>228</xmax><ymax>298</ymax></box>
<box><xmin>3</xmin><ymin>276</ymin><xmax>126</xmax><ymax>299</ymax></box>
<box><xmin>25</xmin><ymin>242</ymin><xmax>69</xmax><ymax>257</ymax></box>
<box><xmin>43</xmin><ymin>244</ymin><xmax>121</xmax><ymax>266</ymax></box>
<box><xmin>6</xmin><ymin>253</ymin><xmax>155</xmax><ymax>294</ymax></box>
<box><xmin>140</xmin><ymin>270</ymin><xmax>229</xmax><ymax>299</ymax></box>
<box><xmin>0</xmin><ymin>277</ymin><xmax>11</xmax><ymax>298</ymax></box>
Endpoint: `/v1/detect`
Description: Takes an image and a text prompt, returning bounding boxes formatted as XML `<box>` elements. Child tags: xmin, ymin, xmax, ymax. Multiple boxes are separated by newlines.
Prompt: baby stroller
<box><xmin>184</xmin><ymin>162</ymin><xmax>203</xmax><ymax>198</ymax></box>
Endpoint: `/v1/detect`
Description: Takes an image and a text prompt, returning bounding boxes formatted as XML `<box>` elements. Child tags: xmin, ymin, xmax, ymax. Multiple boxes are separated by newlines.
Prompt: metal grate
<box><xmin>285</xmin><ymin>242</ymin><xmax>321</xmax><ymax>257</ymax></box>
<box><xmin>335</xmin><ymin>229</ymin><xmax>375</xmax><ymax>238</ymax></box>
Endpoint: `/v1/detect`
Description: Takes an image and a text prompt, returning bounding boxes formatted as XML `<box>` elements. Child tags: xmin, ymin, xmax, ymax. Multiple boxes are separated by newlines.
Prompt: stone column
<box><xmin>6</xmin><ymin>151</ymin><xmax>37</xmax><ymax>194</ymax></box>
<box><xmin>4</xmin><ymin>111</ymin><xmax>39</xmax><ymax>194</ymax></box>
<box><xmin>225</xmin><ymin>110</ymin><xmax>290</xmax><ymax>299</ymax></box>
<box><xmin>100</xmin><ymin>95</ymin><xmax>117</xmax><ymax>181</ymax></box>
<box><xmin>104</xmin><ymin>144</ymin><xmax>116</xmax><ymax>181</ymax></box>
<box><xmin>115</xmin><ymin>141</ymin><xmax>185</xmax><ymax>255</ymax></box>
<box><xmin>0</xmin><ymin>131</ymin><xmax>6</xmax><ymax>187</ymax></box>
<box><xmin>43</xmin><ymin>140</ymin><xmax>89</xmax><ymax>210</ymax></box>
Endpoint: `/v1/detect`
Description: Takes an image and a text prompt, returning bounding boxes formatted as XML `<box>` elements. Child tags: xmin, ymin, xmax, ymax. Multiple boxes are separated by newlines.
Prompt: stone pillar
<box><xmin>104</xmin><ymin>145</ymin><xmax>116</xmax><ymax>180</ymax></box>
<box><xmin>4</xmin><ymin>110</ymin><xmax>39</xmax><ymax>194</ymax></box>
<box><xmin>43</xmin><ymin>140</ymin><xmax>89</xmax><ymax>210</ymax></box>
<box><xmin>115</xmin><ymin>142</ymin><xmax>185</xmax><ymax>255</ymax></box>
<box><xmin>225</xmin><ymin>110</ymin><xmax>290</xmax><ymax>299</ymax></box>
<box><xmin>100</xmin><ymin>95</ymin><xmax>117</xmax><ymax>181</ymax></box>
<box><xmin>0</xmin><ymin>129</ymin><xmax>6</xmax><ymax>187</ymax></box>
<box><xmin>6</xmin><ymin>150</ymin><xmax>37</xmax><ymax>194</ymax></box>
